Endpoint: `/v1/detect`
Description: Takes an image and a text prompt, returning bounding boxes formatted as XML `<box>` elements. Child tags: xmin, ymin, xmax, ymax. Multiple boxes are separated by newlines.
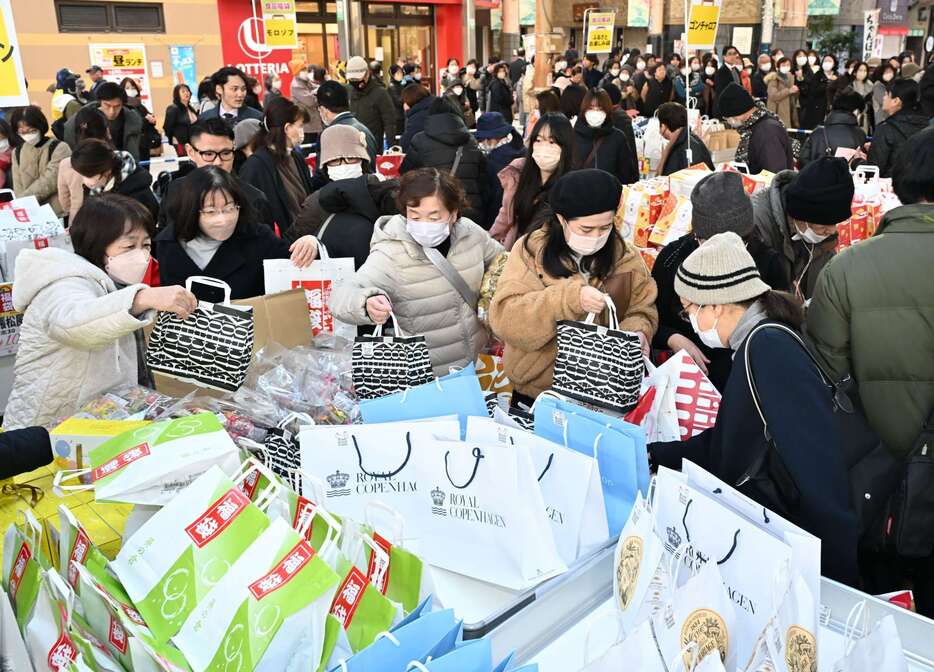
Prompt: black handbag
<box><xmin>883</xmin><ymin>409</ymin><xmax>934</xmax><ymax>558</ymax></box>
<box><xmin>736</xmin><ymin>323</ymin><xmax>902</xmax><ymax>546</ymax></box>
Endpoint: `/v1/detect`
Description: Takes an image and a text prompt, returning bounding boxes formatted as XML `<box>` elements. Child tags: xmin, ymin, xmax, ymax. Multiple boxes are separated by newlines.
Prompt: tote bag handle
<box><xmin>186</xmin><ymin>275</ymin><xmax>232</xmax><ymax>305</ymax></box>
<box><xmin>583</xmin><ymin>294</ymin><xmax>620</xmax><ymax>330</ymax></box>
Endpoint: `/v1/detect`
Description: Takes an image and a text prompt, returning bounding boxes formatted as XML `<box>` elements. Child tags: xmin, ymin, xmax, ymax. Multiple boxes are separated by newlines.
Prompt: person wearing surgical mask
<box><xmin>573</xmin><ymin>88</ymin><xmax>639</xmax><ymax>185</ymax></box>
<box><xmin>263</xmin><ymin>73</ymin><xmax>283</xmax><ymax>105</ymax></box>
<box><xmin>441</xmin><ymin>57</ymin><xmax>462</xmax><ymax>90</ymax></box>
<box><xmin>118</xmin><ymin>76</ymin><xmax>159</xmax><ymax>155</ymax></box>
<box><xmin>5</xmin><ymin>193</ymin><xmax>198</xmax><ymax>429</ymax></box>
<box><xmin>751</xmin><ymin>54</ymin><xmax>773</xmax><ymax>100</ymax></box>
<box><xmin>751</xmin><ymin>156</ymin><xmax>854</xmax><ymax>299</ymax></box>
<box><xmin>766</xmin><ymin>57</ymin><xmax>800</xmax><ymax>128</ymax></box>
<box><xmin>718</xmin><ymin>83</ymin><xmax>794</xmax><ymax>173</ymax></box>
<box><xmin>69</xmin><ymin>138</ymin><xmax>158</xmax><ymax>220</ymax></box>
<box><xmin>648</xmin><ymin>230</ymin><xmax>859</xmax><ymax>586</ymax></box>
<box><xmin>332</xmin><ymin>168</ymin><xmax>504</xmax><ymax>376</ymax></box>
<box><xmin>872</xmin><ymin>63</ymin><xmax>899</xmax><ymax>126</ymax></box>
<box><xmin>156</xmin><ymin>166</ymin><xmax>316</xmax><ymax>301</ymax></box>
<box><xmin>490</xmin><ymin>169</ymin><xmax>658</xmax><ymax>402</ymax></box>
<box><xmin>0</xmin><ymin>118</ymin><xmax>12</xmax><ymax>190</ymax></box>
<box><xmin>640</xmin><ymin>62</ymin><xmax>674</xmax><ymax>117</ymax></box>
<box><xmin>9</xmin><ymin>105</ymin><xmax>72</xmax><ymax>216</ymax></box>
<box><xmin>796</xmin><ymin>54</ymin><xmax>833</xmax><ymax>130</ymax></box>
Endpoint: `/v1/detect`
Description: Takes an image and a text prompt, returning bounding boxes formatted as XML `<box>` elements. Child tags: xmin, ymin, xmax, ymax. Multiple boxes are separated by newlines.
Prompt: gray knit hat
<box><xmin>690</xmin><ymin>172</ymin><xmax>754</xmax><ymax>240</ymax></box>
<box><xmin>233</xmin><ymin>118</ymin><xmax>261</xmax><ymax>150</ymax></box>
<box><xmin>675</xmin><ymin>232</ymin><xmax>771</xmax><ymax>305</ymax></box>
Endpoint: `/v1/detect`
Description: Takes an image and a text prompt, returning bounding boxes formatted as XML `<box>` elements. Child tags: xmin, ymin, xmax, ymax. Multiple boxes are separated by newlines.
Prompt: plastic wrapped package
<box><xmin>68</xmin><ymin>385</ymin><xmax>178</xmax><ymax>422</ymax></box>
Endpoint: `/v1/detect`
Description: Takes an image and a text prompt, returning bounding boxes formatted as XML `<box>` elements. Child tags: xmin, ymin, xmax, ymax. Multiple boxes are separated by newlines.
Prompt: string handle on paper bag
<box><xmin>372</xmin><ymin>310</ymin><xmax>407</xmax><ymax>339</ymax></box>
<box><xmin>52</xmin><ymin>468</ymin><xmax>95</xmax><ymax>496</ymax></box>
<box><xmin>365</xmin><ymin>501</ymin><xmax>406</xmax><ymax>546</ymax></box>
<box><xmin>444</xmin><ymin>447</ymin><xmax>484</xmax><ymax>489</ymax></box>
<box><xmin>842</xmin><ymin>600</ymin><xmax>870</xmax><ymax>657</ymax></box>
<box><xmin>292</xmin><ymin>468</ymin><xmax>327</xmax><ymax>503</ymax></box>
<box><xmin>583</xmin><ymin>294</ymin><xmax>620</xmax><ymax>330</ymax></box>
<box><xmin>232</xmin><ymin>457</ymin><xmax>282</xmax><ymax>512</ymax></box>
<box><xmin>353</xmin><ymin>431</ymin><xmax>413</xmax><ymax>479</ymax></box>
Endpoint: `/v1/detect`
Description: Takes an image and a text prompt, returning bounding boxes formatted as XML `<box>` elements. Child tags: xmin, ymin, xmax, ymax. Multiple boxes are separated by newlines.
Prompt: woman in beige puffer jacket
<box><xmin>331</xmin><ymin>169</ymin><xmax>504</xmax><ymax>376</ymax></box>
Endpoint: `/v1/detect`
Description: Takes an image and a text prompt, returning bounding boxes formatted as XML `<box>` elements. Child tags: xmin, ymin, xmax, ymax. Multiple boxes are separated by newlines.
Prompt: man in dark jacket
<box><xmin>509</xmin><ymin>49</ymin><xmax>527</xmax><ymax>86</ymax></box>
<box><xmin>581</xmin><ymin>53</ymin><xmax>603</xmax><ymax>89</ymax></box>
<box><xmin>197</xmin><ymin>66</ymin><xmax>263</xmax><ymax>128</ymax></box>
<box><xmin>799</xmin><ymin>89</ymin><xmax>866</xmax><ymax>167</ymax></box>
<box><xmin>751</xmin><ymin>156</ymin><xmax>854</xmax><ymax>300</ymax></box>
<box><xmin>399</xmin><ymin>85</ymin><xmax>434</xmax><ymax>153</ymax></box>
<box><xmin>399</xmin><ymin>96</ymin><xmax>487</xmax><ymax>225</ymax></box>
<box><xmin>867</xmin><ymin>79</ymin><xmax>928</xmax><ymax>177</ymax></box>
<box><xmin>317</xmin><ymin>80</ymin><xmax>378</xmax><ymax>165</ymax></box>
<box><xmin>64</xmin><ymin>82</ymin><xmax>143</xmax><ymax>160</ymax></box>
<box><xmin>919</xmin><ymin>61</ymin><xmax>934</xmax><ymax>117</ymax></box>
<box><xmin>656</xmin><ymin>102</ymin><xmax>714</xmax><ymax>175</ymax></box>
<box><xmin>718</xmin><ymin>83</ymin><xmax>793</xmax><ymax>175</ymax></box>
<box><xmin>713</xmin><ymin>45</ymin><xmax>742</xmax><ymax>102</ymax></box>
<box><xmin>475</xmin><ymin>111</ymin><xmax>524</xmax><ymax>229</ymax></box>
<box><xmin>603</xmin><ymin>83</ymin><xmax>638</xmax><ymax>156</ymax></box>
<box><xmin>85</xmin><ymin>65</ymin><xmax>106</xmax><ymax>100</ymax></box>
<box><xmin>346</xmin><ymin>56</ymin><xmax>397</xmax><ymax>151</ymax></box>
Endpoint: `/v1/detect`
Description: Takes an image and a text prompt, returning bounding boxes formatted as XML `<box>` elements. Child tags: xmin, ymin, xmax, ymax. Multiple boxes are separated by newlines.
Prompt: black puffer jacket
<box><xmin>400</xmin><ymin>95</ymin><xmax>433</xmax><ymax>152</ymax></box>
<box><xmin>799</xmin><ymin>111</ymin><xmax>866</xmax><ymax>167</ymax></box>
<box><xmin>867</xmin><ymin>110</ymin><xmax>929</xmax><ymax>177</ymax></box>
<box><xmin>797</xmin><ymin>70</ymin><xmax>829</xmax><ymax>130</ymax></box>
<box><xmin>400</xmin><ymin>112</ymin><xmax>487</xmax><ymax>224</ymax></box>
<box><xmin>572</xmin><ymin>117</ymin><xmax>639</xmax><ymax>185</ymax></box>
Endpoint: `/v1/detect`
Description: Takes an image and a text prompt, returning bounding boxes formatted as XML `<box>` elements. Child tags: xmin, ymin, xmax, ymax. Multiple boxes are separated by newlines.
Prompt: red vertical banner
<box><xmin>217</xmin><ymin>0</ymin><xmax>295</xmax><ymax>96</ymax></box>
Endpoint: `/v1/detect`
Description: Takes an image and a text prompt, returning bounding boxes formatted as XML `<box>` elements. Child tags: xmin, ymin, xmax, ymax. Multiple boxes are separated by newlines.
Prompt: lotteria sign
<box><xmin>218</xmin><ymin>0</ymin><xmax>294</xmax><ymax>96</ymax></box>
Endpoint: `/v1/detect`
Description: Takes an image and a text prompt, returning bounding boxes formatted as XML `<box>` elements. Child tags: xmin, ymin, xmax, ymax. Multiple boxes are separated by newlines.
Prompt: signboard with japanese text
<box><xmin>0</xmin><ymin>0</ymin><xmax>26</xmax><ymax>107</ymax></box>
<box><xmin>585</xmin><ymin>11</ymin><xmax>616</xmax><ymax>54</ymax></box>
<box><xmin>217</xmin><ymin>0</ymin><xmax>294</xmax><ymax>96</ymax></box>
<box><xmin>879</xmin><ymin>0</ymin><xmax>909</xmax><ymax>35</ymax></box>
<box><xmin>261</xmin><ymin>0</ymin><xmax>298</xmax><ymax>48</ymax></box>
<box><xmin>88</xmin><ymin>44</ymin><xmax>153</xmax><ymax>111</ymax></box>
<box><xmin>864</xmin><ymin>9</ymin><xmax>883</xmax><ymax>60</ymax></box>
<box><xmin>686</xmin><ymin>1</ymin><xmax>721</xmax><ymax>51</ymax></box>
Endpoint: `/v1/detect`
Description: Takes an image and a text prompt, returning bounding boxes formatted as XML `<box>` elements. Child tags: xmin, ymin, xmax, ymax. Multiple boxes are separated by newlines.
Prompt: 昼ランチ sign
<box><xmin>0</xmin><ymin>0</ymin><xmax>28</xmax><ymax>107</ymax></box>
<box><xmin>88</xmin><ymin>43</ymin><xmax>153</xmax><ymax>111</ymax></box>
<box><xmin>686</xmin><ymin>0</ymin><xmax>721</xmax><ymax>51</ymax></box>
<box><xmin>585</xmin><ymin>10</ymin><xmax>617</xmax><ymax>54</ymax></box>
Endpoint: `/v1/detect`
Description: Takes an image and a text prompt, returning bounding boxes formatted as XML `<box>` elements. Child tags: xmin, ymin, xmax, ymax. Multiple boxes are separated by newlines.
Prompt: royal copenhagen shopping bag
<box><xmin>352</xmin><ymin>311</ymin><xmax>434</xmax><ymax>400</ymax></box>
<box><xmin>54</xmin><ymin>413</ymin><xmax>241</xmax><ymax>507</ymax></box>
<box><xmin>174</xmin><ymin>517</ymin><xmax>340</xmax><ymax>672</ymax></box>
<box><xmin>465</xmin><ymin>417</ymin><xmax>609</xmax><ymax>564</ymax></box>
<box><xmin>552</xmin><ymin>294</ymin><xmax>644</xmax><ymax>414</ymax></box>
<box><xmin>333</xmin><ymin>609</ymin><xmax>460</xmax><ymax>672</ymax></box>
<box><xmin>299</xmin><ymin>419</ymin><xmax>459</xmax><ymax>526</ymax></box>
<box><xmin>760</xmin><ymin>573</ymin><xmax>818</xmax><ymax>672</ymax></box>
<box><xmin>614</xmin><ymin>492</ymin><xmax>666</xmax><ymax>634</ymax></box>
<box><xmin>414</xmin><ymin>437</ymin><xmax>566</xmax><ymax>590</ymax></box>
<box><xmin>580</xmin><ymin>615</ymin><xmax>666</xmax><ymax>672</ymax></box>
<box><xmin>263</xmin><ymin>244</ymin><xmax>355</xmax><ymax>341</ymax></box>
<box><xmin>146</xmin><ymin>276</ymin><xmax>254</xmax><ymax>392</ymax></box>
<box><xmin>3</xmin><ymin>511</ymin><xmax>44</xmax><ymax>631</ymax></box>
<box><xmin>111</xmin><ymin>461</ymin><xmax>280</xmax><ymax>644</ymax></box>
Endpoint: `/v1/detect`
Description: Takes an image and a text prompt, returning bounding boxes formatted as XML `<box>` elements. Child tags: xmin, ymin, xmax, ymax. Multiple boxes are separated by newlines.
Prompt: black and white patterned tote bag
<box><xmin>352</xmin><ymin>311</ymin><xmax>433</xmax><ymax>400</ymax></box>
<box><xmin>552</xmin><ymin>294</ymin><xmax>644</xmax><ymax>414</ymax></box>
<box><xmin>146</xmin><ymin>276</ymin><xmax>254</xmax><ymax>392</ymax></box>
<box><xmin>260</xmin><ymin>412</ymin><xmax>314</xmax><ymax>480</ymax></box>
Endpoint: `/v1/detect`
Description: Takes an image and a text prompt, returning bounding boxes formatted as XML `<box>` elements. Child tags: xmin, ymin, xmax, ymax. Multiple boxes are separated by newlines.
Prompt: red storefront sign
<box><xmin>217</xmin><ymin>0</ymin><xmax>295</xmax><ymax>96</ymax></box>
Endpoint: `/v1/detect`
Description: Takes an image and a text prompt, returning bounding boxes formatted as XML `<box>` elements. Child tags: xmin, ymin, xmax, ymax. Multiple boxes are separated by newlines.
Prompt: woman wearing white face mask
<box><xmin>69</xmin><ymin>138</ymin><xmax>159</xmax><ymax>220</ymax></box>
<box><xmin>332</xmin><ymin>168</ymin><xmax>504</xmax><ymax>376</ymax></box>
<box><xmin>765</xmin><ymin>57</ymin><xmax>799</xmax><ymax>128</ymax></box>
<box><xmin>796</xmin><ymin>53</ymin><xmax>832</xmax><ymax>130</ymax></box>
<box><xmin>5</xmin><ymin>194</ymin><xmax>197</xmax><ymax>428</ymax></box>
<box><xmin>10</xmin><ymin>105</ymin><xmax>71</xmax><ymax>216</ymax></box>
<box><xmin>118</xmin><ymin>76</ymin><xmax>160</xmax><ymax>156</ymax></box>
<box><xmin>573</xmin><ymin>88</ymin><xmax>639</xmax><ymax>185</ymax></box>
<box><xmin>490</xmin><ymin>169</ymin><xmax>658</xmax><ymax>401</ymax></box>
<box><xmin>649</xmin><ymin>231</ymin><xmax>859</xmax><ymax>585</ymax></box>
<box><xmin>156</xmin><ymin>166</ymin><xmax>317</xmax><ymax>300</ymax></box>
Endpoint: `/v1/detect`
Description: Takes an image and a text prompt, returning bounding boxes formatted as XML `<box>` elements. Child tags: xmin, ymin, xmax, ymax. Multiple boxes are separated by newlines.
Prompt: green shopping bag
<box><xmin>2</xmin><ymin>511</ymin><xmax>45</xmax><ymax>631</ymax></box>
<box><xmin>111</xmin><ymin>460</ymin><xmax>280</xmax><ymax>644</ymax></box>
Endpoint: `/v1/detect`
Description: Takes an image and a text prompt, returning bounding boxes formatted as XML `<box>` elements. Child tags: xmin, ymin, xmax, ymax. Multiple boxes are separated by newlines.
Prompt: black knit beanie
<box><xmin>549</xmin><ymin>169</ymin><xmax>623</xmax><ymax>219</ymax></box>
<box><xmin>785</xmin><ymin>157</ymin><xmax>855</xmax><ymax>225</ymax></box>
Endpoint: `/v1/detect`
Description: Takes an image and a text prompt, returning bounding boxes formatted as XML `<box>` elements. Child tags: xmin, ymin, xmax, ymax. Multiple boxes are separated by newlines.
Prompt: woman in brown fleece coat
<box><xmin>490</xmin><ymin>169</ymin><xmax>658</xmax><ymax>401</ymax></box>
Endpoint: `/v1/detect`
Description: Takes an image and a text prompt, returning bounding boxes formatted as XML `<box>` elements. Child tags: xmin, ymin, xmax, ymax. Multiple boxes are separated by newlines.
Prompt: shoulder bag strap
<box><xmin>423</xmin><ymin>244</ymin><xmax>478</xmax><ymax>308</ymax></box>
<box><xmin>583</xmin><ymin>136</ymin><xmax>604</xmax><ymax>168</ymax></box>
<box><xmin>450</xmin><ymin>145</ymin><xmax>465</xmax><ymax>175</ymax></box>
<box><xmin>317</xmin><ymin>212</ymin><xmax>337</xmax><ymax>240</ymax></box>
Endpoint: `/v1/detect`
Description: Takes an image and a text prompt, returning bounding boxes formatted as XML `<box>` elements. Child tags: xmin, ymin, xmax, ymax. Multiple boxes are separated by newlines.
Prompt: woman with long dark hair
<box><xmin>490</xmin><ymin>113</ymin><xmax>574</xmax><ymax>250</ymax></box>
<box><xmin>58</xmin><ymin>107</ymin><xmax>111</xmax><ymax>221</ymax></box>
<box><xmin>488</xmin><ymin>62</ymin><xmax>515</xmax><ymax>122</ymax></box>
<box><xmin>490</xmin><ymin>169</ymin><xmax>658</xmax><ymax>401</ymax></box>
<box><xmin>239</xmin><ymin>97</ymin><xmax>315</xmax><ymax>232</ymax></box>
<box><xmin>573</xmin><ymin>88</ymin><xmax>638</xmax><ymax>185</ymax></box>
<box><xmin>163</xmin><ymin>84</ymin><xmax>199</xmax><ymax>152</ymax></box>
<box><xmin>798</xmin><ymin>54</ymin><xmax>833</xmax><ymax>130</ymax></box>
<box><xmin>69</xmin><ymin>138</ymin><xmax>158</xmax><ymax>219</ymax></box>
<box><xmin>119</xmin><ymin>77</ymin><xmax>161</xmax><ymax>157</ymax></box>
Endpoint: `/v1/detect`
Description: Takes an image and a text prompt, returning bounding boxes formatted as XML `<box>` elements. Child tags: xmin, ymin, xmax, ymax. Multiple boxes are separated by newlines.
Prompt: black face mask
<box><xmin>354</xmin><ymin>79</ymin><xmax>367</xmax><ymax>90</ymax></box>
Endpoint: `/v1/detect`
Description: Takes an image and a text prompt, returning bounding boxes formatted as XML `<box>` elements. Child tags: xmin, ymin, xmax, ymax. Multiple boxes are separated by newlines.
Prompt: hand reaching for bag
<box><xmin>366</xmin><ymin>295</ymin><xmax>392</xmax><ymax>325</ymax></box>
<box><xmin>289</xmin><ymin>235</ymin><xmax>318</xmax><ymax>268</ymax></box>
<box><xmin>580</xmin><ymin>286</ymin><xmax>607</xmax><ymax>314</ymax></box>
<box><xmin>133</xmin><ymin>285</ymin><xmax>198</xmax><ymax>319</ymax></box>
<box><xmin>668</xmin><ymin>333</ymin><xmax>710</xmax><ymax>374</ymax></box>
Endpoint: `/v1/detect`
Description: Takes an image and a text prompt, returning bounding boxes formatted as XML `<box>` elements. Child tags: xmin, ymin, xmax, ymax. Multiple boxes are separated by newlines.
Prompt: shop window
<box><xmin>55</xmin><ymin>0</ymin><xmax>165</xmax><ymax>32</ymax></box>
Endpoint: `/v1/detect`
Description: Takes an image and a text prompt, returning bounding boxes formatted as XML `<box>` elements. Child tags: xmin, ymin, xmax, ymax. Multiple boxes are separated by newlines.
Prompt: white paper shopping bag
<box><xmin>831</xmin><ymin>606</ymin><xmax>908</xmax><ymax>672</ymax></box>
<box><xmin>465</xmin><ymin>417</ymin><xmax>609</xmax><ymax>564</ymax></box>
<box><xmin>414</xmin><ymin>437</ymin><xmax>566</xmax><ymax>590</ymax></box>
<box><xmin>614</xmin><ymin>492</ymin><xmax>666</xmax><ymax>634</ymax></box>
<box><xmin>263</xmin><ymin>245</ymin><xmax>355</xmax><ymax>341</ymax></box>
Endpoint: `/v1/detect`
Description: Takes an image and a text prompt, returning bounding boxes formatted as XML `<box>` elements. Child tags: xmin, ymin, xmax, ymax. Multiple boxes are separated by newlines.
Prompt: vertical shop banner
<box><xmin>628</xmin><ymin>0</ymin><xmax>650</xmax><ymax>28</ymax></box>
<box><xmin>863</xmin><ymin>10</ymin><xmax>883</xmax><ymax>60</ymax></box>
<box><xmin>217</xmin><ymin>0</ymin><xmax>294</xmax><ymax>96</ymax></box>
<box><xmin>519</xmin><ymin>0</ymin><xmax>536</xmax><ymax>25</ymax></box>
<box><xmin>879</xmin><ymin>0</ymin><xmax>909</xmax><ymax>35</ymax></box>
<box><xmin>261</xmin><ymin>0</ymin><xmax>298</xmax><ymax>48</ymax></box>
<box><xmin>0</xmin><ymin>0</ymin><xmax>27</xmax><ymax>107</ymax></box>
<box><xmin>88</xmin><ymin>44</ymin><xmax>153</xmax><ymax>111</ymax></box>
<box><xmin>585</xmin><ymin>11</ymin><xmax>616</xmax><ymax>54</ymax></box>
<box><xmin>169</xmin><ymin>46</ymin><xmax>197</xmax><ymax>89</ymax></box>
<box><xmin>686</xmin><ymin>0</ymin><xmax>721</xmax><ymax>50</ymax></box>
<box><xmin>806</xmin><ymin>0</ymin><xmax>840</xmax><ymax>16</ymax></box>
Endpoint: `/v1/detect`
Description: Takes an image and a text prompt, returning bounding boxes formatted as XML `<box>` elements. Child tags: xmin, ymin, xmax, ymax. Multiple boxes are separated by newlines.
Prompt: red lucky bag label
<box><xmin>291</xmin><ymin>279</ymin><xmax>333</xmax><ymax>336</ymax></box>
<box><xmin>47</xmin><ymin>632</ymin><xmax>78</xmax><ymax>671</ymax></box>
<box><xmin>240</xmin><ymin>468</ymin><xmax>261</xmax><ymax>500</ymax></box>
<box><xmin>91</xmin><ymin>443</ymin><xmax>151</xmax><ymax>481</ymax></box>
<box><xmin>8</xmin><ymin>542</ymin><xmax>31</xmax><ymax>601</ymax></box>
<box><xmin>329</xmin><ymin>567</ymin><xmax>369</xmax><ymax>628</ymax></box>
<box><xmin>248</xmin><ymin>540</ymin><xmax>316</xmax><ymax>600</ymax></box>
<box><xmin>365</xmin><ymin>533</ymin><xmax>392</xmax><ymax>595</ymax></box>
<box><xmin>292</xmin><ymin>496</ymin><xmax>317</xmax><ymax>541</ymax></box>
<box><xmin>66</xmin><ymin>527</ymin><xmax>91</xmax><ymax>588</ymax></box>
<box><xmin>184</xmin><ymin>488</ymin><xmax>250</xmax><ymax>548</ymax></box>
<box><xmin>108</xmin><ymin>614</ymin><xmax>129</xmax><ymax>654</ymax></box>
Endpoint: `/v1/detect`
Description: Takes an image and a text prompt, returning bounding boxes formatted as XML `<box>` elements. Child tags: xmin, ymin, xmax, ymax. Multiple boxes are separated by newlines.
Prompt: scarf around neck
<box><xmin>734</xmin><ymin>102</ymin><xmax>780</xmax><ymax>166</ymax></box>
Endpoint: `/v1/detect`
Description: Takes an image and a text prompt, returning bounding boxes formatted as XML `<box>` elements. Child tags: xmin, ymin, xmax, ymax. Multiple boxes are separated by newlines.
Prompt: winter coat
<box><xmin>0</xmin><ymin>148</ymin><xmax>11</xmax><ymax>190</ymax></box>
<box><xmin>290</xmin><ymin>76</ymin><xmax>324</xmax><ymax>135</ymax></box>
<box><xmin>765</xmin><ymin>72</ymin><xmax>797</xmax><ymax>129</ymax></box>
<box><xmin>350</xmin><ymin>78</ymin><xmax>398</xmax><ymax>149</ymax></box>
<box><xmin>490</xmin><ymin>157</ymin><xmax>544</xmax><ymax>252</ymax></box>
<box><xmin>157</xmin><ymin>171</ymin><xmax>273</xmax><ymax>233</ymax></box>
<box><xmin>0</xmin><ymin>427</ymin><xmax>52</xmax><ymax>480</ymax></box>
<box><xmin>658</xmin><ymin>129</ymin><xmax>713</xmax><ymax>176</ymax></box>
<box><xmin>714</xmin><ymin>64</ymin><xmax>741</xmax><ymax>97</ymax></box>
<box><xmin>797</xmin><ymin>70</ymin><xmax>829</xmax><ymax>130</ymax></box>
<box><xmin>239</xmin><ymin>147</ymin><xmax>315</xmax><ymax>232</ymax></box>
<box><xmin>741</xmin><ymin>113</ymin><xmax>794</xmax><ymax>175</ymax></box>
<box><xmin>920</xmin><ymin>65</ymin><xmax>934</xmax><ymax>118</ymax></box>
<box><xmin>487</xmin><ymin>78</ymin><xmax>514</xmax><ymax>123</ymax></box>
<box><xmin>640</xmin><ymin>78</ymin><xmax>673</xmax><ymax>118</ymax></box>
<box><xmin>751</xmin><ymin>170</ymin><xmax>837</xmax><ymax>299</ymax></box>
<box><xmin>651</xmin><ymin>233</ymin><xmax>789</xmax><ymax>391</ymax></box>
<box><xmin>751</xmin><ymin>70</ymin><xmax>769</xmax><ymax>100</ymax></box>
<box><xmin>490</xmin><ymin>226</ymin><xmax>658</xmax><ymax>398</ymax></box>
<box><xmin>400</xmin><ymin>113</ymin><xmax>487</xmax><ymax>226</ymax></box>
<box><xmin>867</xmin><ymin>110</ymin><xmax>929</xmax><ymax>178</ymax></box>
<box><xmin>399</xmin><ymin>95</ymin><xmax>433</xmax><ymax>153</ymax></box>
<box><xmin>197</xmin><ymin>104</ymin><xmax>263</xmax><ymax>128</ymax></box>
<box><xmin>4</xmin><ymin>248</ymin><xmax>153</xmax><ymax>429</ymax></box>
<box><xmin>286</xmin><ymin>174</ymin><xmax>399</xmax><ymax>269</ymax></box>
<box><xmin>388</xmin><ymin>79</ymin><xmax>406</xmax><ymax>134</ymax></box>
<box><xmin>799</xmin><ymin>111</ymin><xmax>866</xmax><ymax>167</ymax></box>
<box><xmin>650</xmin><ymin>312</ymin><xmax>859</xmax><ymax>585</ymax></box>
<box><xmin>611</xmin><ymin>109</ymin><xmax>637</xmax><ymax>154</ymax></box>
<box><xmin>331</xmin><ymin>214</ymin><xmax>503</xmax><ymax>375</ymax></box>
<box><xmin>65</xmin><ymin>105</ymin><xmax>143</xmax><ymax>161</ymax></box>
<box><xmin>808</xmin><ymin>203</ymin><xmax>934</xmax><ymax>459</ymax></box>
<box><xmin>827</xmin><ymin>73</ymin><xmax>854</xmax><ymax>107</ymax></box>
<box><xmin>872</xmin><ymin>81</ymin><xmax>890</xmax><ymax>127</ymax></box>
<box><xmin>156</xmin><ymin>219</ymin><xmax>291</xmax><ymax>300</ymax></box>
<box><xmin>483</xmin><ymin>133</ymin><xmax>525</xmax><ymax>229</ymax></box>
<box><xmin>573</xmin><ymin>117</ymin><xmax>639</xmax><ymax>185</ymax></box>
<box><xmin>56</xmin><ymin>157</ymin><xmax>85</xmax><ymax>221</ymax></box>
<box><xmin>522</xmin><ymin>67</ymin><xmax>538</xmax><ymax>118</ymax></box>
<box><xmin>12</xmin><ymin>138</ymin><xmax>71</xmax><ymax>216</ymax></box>
<box><xmin>163</xmin><ymin>103</ymin><xmax>198</xmax><ymax>146</ymax></box>
<box><xmin>106</xmin><ymin>163</ymin><xmax>160</xmax><ymax>221</ymax></box>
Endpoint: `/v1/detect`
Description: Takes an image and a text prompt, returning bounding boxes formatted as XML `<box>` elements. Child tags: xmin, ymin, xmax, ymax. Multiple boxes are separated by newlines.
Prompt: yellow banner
<box><xmin>0</xmin><ymin>0</ymin><xmax>28</xmax><ymax>106</ymax></box>
<box><xmin>686</xmin><ymin>2</ymin><xmax>721</xmax><ymax>50</ymax></box>
<box><xmin>262</xmin><ymin>0</ymin><xmax>298</xmax><ymax>49</ymax></box>
<box><xmin>585</xmin><ymin>11</ymin><xmax>616</xmax><ymax>54</ymax></box>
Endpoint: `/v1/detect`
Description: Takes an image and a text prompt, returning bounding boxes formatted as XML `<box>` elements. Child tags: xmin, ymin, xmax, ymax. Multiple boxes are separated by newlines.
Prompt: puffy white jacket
<box><xmin>4</xmin><ymin>248</ymin><xmax>152</xmax><ymax>429</ymax></box>
<box><xmin>332</xmin><ymin>214</ymin><xmax>504</xmax><ymax>376</ymax></box>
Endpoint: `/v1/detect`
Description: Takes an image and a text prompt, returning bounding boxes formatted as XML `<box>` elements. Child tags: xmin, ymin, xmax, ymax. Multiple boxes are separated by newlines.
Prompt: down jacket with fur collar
<box><xmin>331</xmin><ymin>214</ymin><xmax>504</xmax><ymax>375</ymax></box>
<box><xmin>4</xmin><ymin>248</ymin><xmax>152</xmax><ymax>429</ymax></box>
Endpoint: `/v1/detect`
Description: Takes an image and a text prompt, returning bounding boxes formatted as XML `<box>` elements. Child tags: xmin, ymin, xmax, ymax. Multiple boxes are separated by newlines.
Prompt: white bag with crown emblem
<box><xmin>613</xmin><ymin>490</ymin><xmax>667</xmax><ymax>635</ymax></box>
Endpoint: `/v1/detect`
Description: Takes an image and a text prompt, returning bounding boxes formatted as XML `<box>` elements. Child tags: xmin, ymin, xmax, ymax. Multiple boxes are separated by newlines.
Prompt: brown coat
<box><xmin>489</xmin><ymin>227</ymin><xmax>658</xmax><ymax>398</ymax></box>
<box><xmin>765</xmin><ymin>72</ymin><xmax>798</xmax><ymax>129</ymax></box>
